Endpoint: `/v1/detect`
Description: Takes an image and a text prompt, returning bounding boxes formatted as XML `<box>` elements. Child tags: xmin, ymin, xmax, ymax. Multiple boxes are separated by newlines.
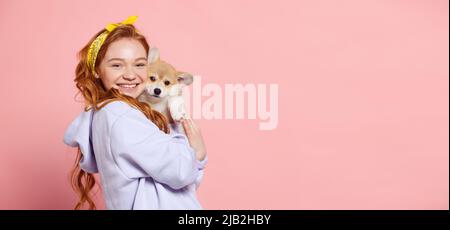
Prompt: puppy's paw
<box><xmin>169</xmin><ymin>96</ymin><xmax>188</xmax><ymax>121</ymax></box>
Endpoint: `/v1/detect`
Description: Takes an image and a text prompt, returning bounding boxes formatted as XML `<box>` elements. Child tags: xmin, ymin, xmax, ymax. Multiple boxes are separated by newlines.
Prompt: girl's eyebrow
<box><xmin>135</xmin><ymin>57</ymin><xmax>147</xmax><ymax>62</ymax></box>
<box><xmin>107</xmin><ymin>58</ymin><xmax>124</xmax><ymax>62</ymax></box>
<box><xmin>107</xmin><ymin>57</ymin><xmax>147</xmax><ymax>62</ymax></box>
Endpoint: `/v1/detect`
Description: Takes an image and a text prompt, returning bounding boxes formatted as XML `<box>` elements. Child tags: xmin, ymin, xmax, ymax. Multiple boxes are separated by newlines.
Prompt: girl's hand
<box><xmin>181</xmin><ymin>118</ymin><xmax>207</xmax><ymax>161</ymax></box>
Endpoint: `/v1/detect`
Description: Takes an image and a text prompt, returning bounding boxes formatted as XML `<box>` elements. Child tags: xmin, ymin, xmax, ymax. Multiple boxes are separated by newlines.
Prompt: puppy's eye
<box><xmin>164</xmin><ymin>80</ymin><xmax>170</xmax><ymax>86</ymax></box>
<box><xmin>150</xmin><ymin>76</ymin><xmax>156</xmax><ymax>81</ymax></box>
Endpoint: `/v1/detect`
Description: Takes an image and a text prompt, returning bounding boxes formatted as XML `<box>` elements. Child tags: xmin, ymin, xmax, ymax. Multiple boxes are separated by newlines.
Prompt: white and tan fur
<box><xmin>138</xmin><ymin>47</ymin><xmax>193</xmax><ymax>126</ymax></box>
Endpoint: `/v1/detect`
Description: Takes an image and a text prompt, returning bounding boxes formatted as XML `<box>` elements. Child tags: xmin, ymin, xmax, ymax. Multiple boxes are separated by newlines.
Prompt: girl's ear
<box><xmin>148</xmin><ymin>47</ymin><xmax>160</xmax><ymax>64</ymax></box>
<box><xmin>177</xmin><ymin>72</ymin><xmax>193</xmax><ymax>86</ymax></box>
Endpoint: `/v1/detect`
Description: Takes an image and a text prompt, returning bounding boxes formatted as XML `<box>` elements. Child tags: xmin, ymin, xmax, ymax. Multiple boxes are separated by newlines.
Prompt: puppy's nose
<box><xmin>154</xmin><ymin>88</ymin><xmax>161</xmax><ymax>95</ymax></box>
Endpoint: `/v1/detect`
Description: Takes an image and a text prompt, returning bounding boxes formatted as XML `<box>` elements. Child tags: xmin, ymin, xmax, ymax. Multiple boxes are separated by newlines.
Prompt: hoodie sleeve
<box><xmin>109</xmin><ymin>108</ymin><xmax>204</xmax><ymax>190</ymax></box>
<box><xmin>168</xmin><ymin>122</ymin><xmax>208</xmax><ymax>190</ymax></box>
<box><xmin>194</xmin><ymin>156</ymin><xmax>207</xmax><ymax>189</ymax></box>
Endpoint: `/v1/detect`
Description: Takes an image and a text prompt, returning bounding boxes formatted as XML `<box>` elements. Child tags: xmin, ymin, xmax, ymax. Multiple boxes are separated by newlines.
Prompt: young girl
<box><xmin>63</xmin><ymin>16</ymin><xmax>208</xmax><ymax>210</ymax></box>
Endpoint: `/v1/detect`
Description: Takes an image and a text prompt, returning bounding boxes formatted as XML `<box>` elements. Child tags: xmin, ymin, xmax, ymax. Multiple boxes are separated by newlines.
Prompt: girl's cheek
<box><xmin>138</xmin><ymin>70</ymin><xmax>148</xmax><ymax>79</ymax></box>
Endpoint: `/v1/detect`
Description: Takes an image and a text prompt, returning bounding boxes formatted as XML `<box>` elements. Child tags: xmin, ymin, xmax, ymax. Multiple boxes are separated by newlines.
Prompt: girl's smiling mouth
<box><xmin>117</xmin><ymin>83</ymin><xmax>139</xmax><ymax>88</ymax></box>
<box><xmin>115</xmin><ymin>83</ymin><xmax>141</xmax><ymax>95</ymax></box>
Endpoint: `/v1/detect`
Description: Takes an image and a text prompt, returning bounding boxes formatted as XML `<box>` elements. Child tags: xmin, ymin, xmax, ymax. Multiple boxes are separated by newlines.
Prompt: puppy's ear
<box><xmin>177</xmin><ymin>72</ymin><xmax>193</xmax><ymax>86</ymax></box>
<box><xmin>148</xmin><ymin>47</ymin><xmax>160</xmax><ymax>64</ymax></box>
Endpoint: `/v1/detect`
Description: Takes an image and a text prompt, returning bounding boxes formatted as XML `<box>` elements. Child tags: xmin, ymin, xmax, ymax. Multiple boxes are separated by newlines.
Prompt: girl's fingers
<box><xmin>187</xmin><ymin>118</ymin><xmax>197</xmax><ymax>134</ymax></box>
<box><xmin>182</xmin><ymin>119</ymin><xmax>192</xmax><ymax>137</ymax></box>
<box><xmin>188</xmin><ymin>118</ymin><xmax>199</xmax><ymax>133</ymax></box>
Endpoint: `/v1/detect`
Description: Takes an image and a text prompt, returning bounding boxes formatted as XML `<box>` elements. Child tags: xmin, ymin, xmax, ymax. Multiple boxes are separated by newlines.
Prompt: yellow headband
<box><xmin>87</xmin><ymin>16</ymin><xmax>138</xmax><ymax>75</ymax></box>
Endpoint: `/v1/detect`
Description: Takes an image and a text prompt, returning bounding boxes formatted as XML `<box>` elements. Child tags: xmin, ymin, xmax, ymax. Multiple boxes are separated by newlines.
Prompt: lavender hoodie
<box><xmin>63</xmin><ymin>101</ymin><xmax>207</xmax><ymax>210</ymax></box>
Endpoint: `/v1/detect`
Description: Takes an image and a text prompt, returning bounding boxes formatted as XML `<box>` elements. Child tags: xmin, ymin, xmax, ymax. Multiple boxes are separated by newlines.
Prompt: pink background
<box><xmin>0</xmin><ymin>0</ymin><xmax>448</xmax><ymax>209</ymax></box>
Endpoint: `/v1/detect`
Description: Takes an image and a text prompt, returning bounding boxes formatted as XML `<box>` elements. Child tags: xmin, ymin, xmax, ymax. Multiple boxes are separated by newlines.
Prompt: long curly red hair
<box><xmin>71</xmin><ymin>24</ymin><xmax>169</xmax><ymax>210</ymax></box>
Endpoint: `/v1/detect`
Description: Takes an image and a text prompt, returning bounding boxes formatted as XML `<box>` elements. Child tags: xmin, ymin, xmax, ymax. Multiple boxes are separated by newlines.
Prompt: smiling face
<box><xmin>97</xmin><ymin>38</ymin><xmax>148</xmax><ymax>98</ymax></box>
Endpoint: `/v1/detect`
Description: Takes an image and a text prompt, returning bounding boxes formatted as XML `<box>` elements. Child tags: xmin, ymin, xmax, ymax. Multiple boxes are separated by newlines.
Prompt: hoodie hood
<box><xmin>63</xmin><ymin>109</ymin><xmax>98</xmax><ymax>173</ymax></box>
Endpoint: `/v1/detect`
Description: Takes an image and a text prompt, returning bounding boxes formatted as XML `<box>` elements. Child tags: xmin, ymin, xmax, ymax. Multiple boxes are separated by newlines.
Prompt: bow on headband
<box><xmin>105</xmin><ymin>15</ymin><xmax>138</xmax><ymax>32</ymax></box>
<box><xmin>87</xmin><ymin>16</ymin><xmax>139</xmax><ymax>75</ymax></box>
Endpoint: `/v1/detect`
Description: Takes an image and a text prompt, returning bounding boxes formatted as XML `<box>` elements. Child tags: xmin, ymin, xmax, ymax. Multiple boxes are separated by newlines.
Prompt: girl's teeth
<box><xmin>119</xmin><ymin>84</ymin><xmax>137</xmax><ymax>88</ymax></box>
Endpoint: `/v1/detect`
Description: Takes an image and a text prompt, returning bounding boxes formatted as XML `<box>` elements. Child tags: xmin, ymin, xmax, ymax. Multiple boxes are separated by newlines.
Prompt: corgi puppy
<box><xmin>138</xmin><ymin>47</ymin><xmax>193</xmax><ymax>125</ymax></box>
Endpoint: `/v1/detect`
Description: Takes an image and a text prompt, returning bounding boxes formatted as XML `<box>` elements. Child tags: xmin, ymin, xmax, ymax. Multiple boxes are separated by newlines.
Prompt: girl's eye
<box><xmin>136</xmin><ymin>63</ymin><xmax>146</xmax><ymax>67</ymax></box>
<box><xmin>164</xmin><ymin>81</ymin><xmax>170</xmax><ymax>86</ymax></box>
<box><xmin>111</xmin><ymin>64</ymin><xmax>121</xmax><ymax>68</ymax></box>
<box><xmin>150</xmin><ymin>76</ymin><xmax>156</xmax><ymax>81</ymax></box>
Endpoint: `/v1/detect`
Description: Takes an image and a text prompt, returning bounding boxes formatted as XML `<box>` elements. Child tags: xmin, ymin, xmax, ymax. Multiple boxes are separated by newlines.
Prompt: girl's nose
<box><xmin>123</xmin><ymin>74</ymin><xmax>136</xmax><ymax>81</ymax></box>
